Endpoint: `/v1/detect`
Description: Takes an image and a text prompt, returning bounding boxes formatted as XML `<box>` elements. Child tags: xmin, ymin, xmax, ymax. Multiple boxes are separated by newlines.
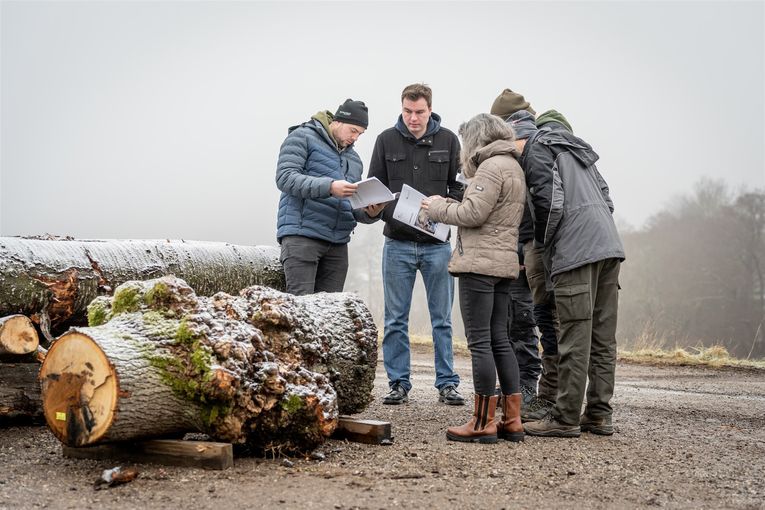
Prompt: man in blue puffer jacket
<box><xmin>276</xmin><ymin>99</ymin><xmax>381</xmax><ymax>295</ymax></box>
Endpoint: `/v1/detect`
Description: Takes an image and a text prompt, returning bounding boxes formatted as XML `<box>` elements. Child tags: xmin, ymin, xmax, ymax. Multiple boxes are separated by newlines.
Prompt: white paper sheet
<box><xmin>392</xmin><ymin>184</ymin><xmax>450</xmax><ymax>242</ymax></box>
<box><xmin>348</xmin><ymin>177</ymin><xmax>396</xmax><ymax>209</ymax></box>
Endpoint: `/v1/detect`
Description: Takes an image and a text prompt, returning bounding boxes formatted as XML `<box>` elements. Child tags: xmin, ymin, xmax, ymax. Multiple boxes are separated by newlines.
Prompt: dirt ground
<box><xmin>1</xmin><ymin>347</ymin><xmax>764</xmax><ymax>510</ymax></box>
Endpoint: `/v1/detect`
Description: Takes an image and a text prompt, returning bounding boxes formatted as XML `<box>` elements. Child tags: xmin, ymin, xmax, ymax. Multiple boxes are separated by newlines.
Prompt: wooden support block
<box><xmin>63</xmin><ymin>439</ymin><xmax>233</xmax><ymax>470</ymax></box>
<box><xmin>333</xmin><ymin>416</ymin><xmax>393</xmax><ymax>445</ymax></box>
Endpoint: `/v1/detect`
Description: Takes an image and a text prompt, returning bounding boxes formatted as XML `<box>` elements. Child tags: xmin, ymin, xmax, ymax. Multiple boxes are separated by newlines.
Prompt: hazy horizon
<box><xmin>2</xmin><ymin>0</ymin><xmax>763</xmax><ymax>246</ymax></box>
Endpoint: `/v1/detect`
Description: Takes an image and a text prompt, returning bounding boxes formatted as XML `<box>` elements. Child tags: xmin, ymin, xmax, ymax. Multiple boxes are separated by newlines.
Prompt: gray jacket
<box><xmin>519</xmin><ymin>129</ymin><xmax>625</xmax><ymax>280</ymax></box>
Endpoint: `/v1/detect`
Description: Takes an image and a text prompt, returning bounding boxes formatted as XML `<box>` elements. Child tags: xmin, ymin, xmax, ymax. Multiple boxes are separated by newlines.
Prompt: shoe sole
<box><xmin>439</xmin><ymin>397</ymin><xmax>465</xmax><ymax>406</ymax></box>
<box><xmin>446</xmin><ymin>432</ymin><xmax>498</xmax><ymax>444</ymax></box>
<box><xmin>523</xmin><ymin>427</ymin><xmax>581</xmax><ymax>438</ymax></box>
<box><xmin>498</xmin><ymin>431</ymin><xmax>525</xmax><ymax>442</ymax></box>
<box><xmin>581</xmin><ymin>425</ymin><xmax>614</xmax><ymax>435</ymax></box>
<box><xmin>382</xmin><ymin>397</ymin><xmax>408</xmax><ymax>405</ymax></box>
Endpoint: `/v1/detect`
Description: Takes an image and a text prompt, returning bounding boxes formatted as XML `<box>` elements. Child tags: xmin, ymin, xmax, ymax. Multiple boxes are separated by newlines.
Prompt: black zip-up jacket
<box><xmin>367</xmin><ymin>113</ymin><xmax>463</xmax><ymax>243</ymax></box>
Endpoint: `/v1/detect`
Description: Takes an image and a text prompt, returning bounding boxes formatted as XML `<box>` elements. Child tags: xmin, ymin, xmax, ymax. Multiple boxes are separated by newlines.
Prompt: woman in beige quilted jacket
<box><xmin>422</xmin><ymin>113</ymin><xmax>526</xmax><ymax>444</ymax></box>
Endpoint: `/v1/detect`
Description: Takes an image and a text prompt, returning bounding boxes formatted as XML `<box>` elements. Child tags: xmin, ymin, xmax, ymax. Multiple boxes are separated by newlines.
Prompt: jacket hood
<box><xmin>287</xmin><ymin>111</ymin><xmax>340</xmax><ymax>148</ymax></box>
<box><xmin>395</xmin><ymin>112</ymin><xmax>442</xmax><ymax>140</ymax></box>
<box><xmin>536</xmin><ymin>130</ymin><xmax>599</xmax><ymax>168</ymax></box>
<box><xmin>464</xmin><ymin>139</ymin><xmax>518</xmax><ymax>179</ymax></box>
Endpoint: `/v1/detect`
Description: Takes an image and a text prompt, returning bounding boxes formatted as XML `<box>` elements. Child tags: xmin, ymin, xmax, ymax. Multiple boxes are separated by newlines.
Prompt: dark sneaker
<box><xmin>438</xmin><ymin>385</ymin><xmax>465</xmax><ymax>406</ymax></box>
<box><xmin>580</xmin><ymin>414</ymin><xmax>614</xmax><ymax>435</ymax></box>
<box><xmin>522</xmin><ymin>396</ymin><xmax>554</xmax><ymax>422</ymax></box>
<box><xmin>523</xmin><ymin>412</ymin><xmax>581</xmax><ymax>438</ymax></box>
<box><xmin>382</xmin><ymin>384</ymin><xmax>408</xmax><ymax>405</ymax></box>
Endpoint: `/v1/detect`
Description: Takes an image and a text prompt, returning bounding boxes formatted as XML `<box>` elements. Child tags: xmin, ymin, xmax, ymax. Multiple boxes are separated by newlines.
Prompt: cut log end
<box><xmin>39</xmin><ymin>331</ymin><xmax>117</xmax><ymax>446</ymax></box>
<box><xmin>0</xmin><ymin>315</ymin><xmax>39</xmax><ymax>355</ymax></box>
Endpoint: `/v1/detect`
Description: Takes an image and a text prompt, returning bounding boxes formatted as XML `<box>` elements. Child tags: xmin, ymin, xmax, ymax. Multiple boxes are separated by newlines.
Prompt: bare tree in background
<box><xmin>619</xmin><ymin>179</ymin><xmax>765</xmax><ymax>357</ymax></box>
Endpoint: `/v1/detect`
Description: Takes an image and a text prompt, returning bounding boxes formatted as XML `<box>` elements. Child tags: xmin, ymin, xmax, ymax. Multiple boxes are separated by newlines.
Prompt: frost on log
<box><xmin>0</xmin><ymin>237</ymin><xmax>285</xmax><ymax>337</ymax></box>
<box><xmin>39</xmin><ymin>276</ymin><xmax>378</xmax><ymax>453</ymax></box>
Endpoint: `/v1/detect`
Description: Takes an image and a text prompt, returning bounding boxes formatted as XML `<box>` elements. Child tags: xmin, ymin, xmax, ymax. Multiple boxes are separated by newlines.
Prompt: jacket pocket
<box><xmin>385</xmin><ymin>153</ymin><xmax>407</xmax><ymax>180</ymax></box>
<box><xmin>554</xmin><ymin>283</ymin><xmax>591</xmax><ymax>321</ymax></box>
<box><xmin>427</xmin><ymin>150</ymin><xmax>449</xmax><ymax>181</ymax></box>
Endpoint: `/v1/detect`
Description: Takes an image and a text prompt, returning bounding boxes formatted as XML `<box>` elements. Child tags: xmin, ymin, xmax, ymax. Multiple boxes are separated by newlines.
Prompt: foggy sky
<box><xmin>1</xmin><ymin>0</ymin><xmax>763</xmax><ymax>246</ymax></box>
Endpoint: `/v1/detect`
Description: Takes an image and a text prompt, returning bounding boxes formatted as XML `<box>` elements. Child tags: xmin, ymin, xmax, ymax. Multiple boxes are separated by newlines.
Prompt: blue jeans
<box><xmin>382</xmin><ymin>238</ymin><xmax>459</xmax><ymax>392</ymax></box>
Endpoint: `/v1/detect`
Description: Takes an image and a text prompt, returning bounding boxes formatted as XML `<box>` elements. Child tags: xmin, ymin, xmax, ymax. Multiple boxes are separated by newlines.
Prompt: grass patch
<box><xmin>619</xmin><ymin>345</ymin><xmax>765</xmax><ymax>370</ymax></box>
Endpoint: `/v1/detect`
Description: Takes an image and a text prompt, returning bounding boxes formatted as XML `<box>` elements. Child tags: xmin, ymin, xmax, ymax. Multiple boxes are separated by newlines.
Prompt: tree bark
<box><xmin>39</xmin><ymin>276</ymin><xmax>377</xmax><ymax>453</ymax></box>
<box><xmin>0</xmin><ymin>315</ymin><xmax>39</xmax><ymax>355</ymax></box>
<box><xmin>0</xmin><ymin>362</ymin><xmax>43</xmax><ymax>422</ymax></box>
<box><xmin>0</xmin><ymin>237</ymin><xmax>285</xmax><ymax>337</ymax></box>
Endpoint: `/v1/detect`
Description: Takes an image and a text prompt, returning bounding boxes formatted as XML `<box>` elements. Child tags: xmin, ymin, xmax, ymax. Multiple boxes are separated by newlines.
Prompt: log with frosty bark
<box><xmin>0</xmin><ymin>236</ymin><xmax>285</xmax><ymax>339</ymax></box>
<box><xmin>0</xmin><ymin>315</ymin><xmax>39</xmax><ymax>355</ymax></box>
<box><xmin>0</xmin><ymin>362</ymin><xmax>43</xmax><ymax>422</ymax></box>
<box><xmin>39</xmin><ymin>276</ymin><xmax>377</xmax><ymax>453</ymax></box>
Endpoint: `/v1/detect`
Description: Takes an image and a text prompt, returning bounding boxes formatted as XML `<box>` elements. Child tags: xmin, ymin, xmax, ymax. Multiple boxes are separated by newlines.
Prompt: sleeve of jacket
<box><xmin>427</xmin><ymin>162</ymin><xmax>501</xmax><ymax>227</ymax></box>
<box><xmin>366</xmin><ymin>134</ymin><xmax>397</xmax><ymax>224</ymax></box>
<box><xmin>446</xmin><ymin>133</ymin><xmax>464</xmax><ymax>201</ymax></box>
<box><xmin>275</xmin><ymin>129</ymin><xmax>333</xmax><ymax>199</ymax></box>
<box><xmin>525</xmin><ymin>142</ymin><xmax>562</xmax><ymax>248</ymax></box>
<box><xmin>594</xmin><ymin>166</ymin><xmax>615</xmax><ymax>213</ymax></box>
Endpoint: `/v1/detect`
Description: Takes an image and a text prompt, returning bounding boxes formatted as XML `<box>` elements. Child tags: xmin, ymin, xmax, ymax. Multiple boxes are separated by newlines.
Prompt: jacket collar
<box><xmin>395</xmin><ymin>112</ymin><xmax>442</xmax><ymax>145</ymax></box>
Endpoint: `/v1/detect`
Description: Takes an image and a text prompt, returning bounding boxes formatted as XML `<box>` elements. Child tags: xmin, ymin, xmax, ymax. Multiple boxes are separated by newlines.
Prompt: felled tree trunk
<box><xmin>0</xmin><ymin>237</ymin><xmax>285</xmax><ymax>339</ymax></box>
<box><xmin>39</xmin><ymin>276</ymin><xmax>377</xmax><ymax>453</ymax></box>
<box><xmin>0</xmin><ymin>362</ymin><xmax>43</xmax><ymax>422</ymax></box>
<box><xmin>0</xmin><ymin>315</ymin><xmax>39</xmax><ymax>356</ymax></box>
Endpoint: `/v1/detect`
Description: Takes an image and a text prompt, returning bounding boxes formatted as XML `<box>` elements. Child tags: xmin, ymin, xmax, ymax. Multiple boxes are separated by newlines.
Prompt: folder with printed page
<box><xmin>392</xmin><ymin>184</ymin><xmax>450</xmax><ymax>242</ymax></box>
<box><xmin>348</xmin><ymin>177</ymin><xmax>397</xmax><ymax>209</ymax></box>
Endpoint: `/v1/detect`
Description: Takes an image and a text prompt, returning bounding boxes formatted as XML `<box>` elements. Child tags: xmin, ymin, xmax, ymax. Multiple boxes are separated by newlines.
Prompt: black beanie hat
<box><xmin>334</xmin><ymin>99</ymin><xmax>369</xmax><ymax>128</ymax></box>
<box><xmin>506</xmin><ymin>110</ymin><xmax>538</xmax><ymax>140</ymax></box>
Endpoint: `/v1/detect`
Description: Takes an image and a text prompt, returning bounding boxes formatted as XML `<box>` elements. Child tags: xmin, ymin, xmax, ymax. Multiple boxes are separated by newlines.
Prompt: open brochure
<box><xmin>392</xmin><ymin>184</ymin><xmax>450</xmax><ymax>242</ymax></box>
<box><xmin>348</xmin><ymin>177</ymin><xmax>396</xmax><ymax>209</ymax></box>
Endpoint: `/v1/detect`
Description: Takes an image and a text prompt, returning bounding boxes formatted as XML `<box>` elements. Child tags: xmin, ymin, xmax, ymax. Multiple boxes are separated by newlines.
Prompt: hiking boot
<box><xmin>519</xmin><ymin>385</ymin><xmax>536</xmax><ymax>413</ymax></box>
<box><xmin>446</xmin><ymin>394</ymin><xmax>498</xmax><ymax>443</ymax></box>
<box><xmin>580</xmin><ymin>413</ymin><xmax>614</xmax><ymax>435</ymax></box>
<box><xmin>498</xmin><ymin>393</ymin><xmax>524</xmax><ymax>442</ymax></box>
<box><xmin>522</xmin><ymin>396</ymin><xmax>554</xmax><ymax>422</ymax></box>
<box><xmin>438</xmin><ymin>385</ymin><xmax>465</xmax><ymax>406</ymax></box>
<box><xmin>382</xmin><ymin>384</ymin><xmax>408</xmax><ymax>405</ymax></box>
<box><xmin>523</xmin><ymin>412</ymin><xmax>581</xmax><ymax>438</ymax></box>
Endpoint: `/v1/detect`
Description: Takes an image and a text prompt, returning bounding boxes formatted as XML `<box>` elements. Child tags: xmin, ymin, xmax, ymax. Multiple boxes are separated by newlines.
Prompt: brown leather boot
<box><xmin>498</xmin><ymin>393</ymin><xmax>525</xmax><ymax>442</ymax></box>
<box><xmin>446</xmin><ymin>394</ymin><xmax>498</xmax><ymax>444</ymax></box>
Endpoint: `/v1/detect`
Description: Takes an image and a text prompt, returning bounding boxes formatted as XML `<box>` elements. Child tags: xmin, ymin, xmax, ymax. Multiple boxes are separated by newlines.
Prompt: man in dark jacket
<box><xmin>491</xmin><ymin>90</ymin><xmax>567</xmax><ymax>420</ymax></box>
<box><xmin>506</xmin><ymin>110</ymin><xmax>625</xmax><ymax>438</ymax></box>
<box><xmin>366</xmin><ymin>83</ymin><xmax>465</xmax><ymax>405</ymax></box>
<box><xmin>275</xmin><ymin>99</ymin><xmax>378</xmax><ymax>295</ymax></box>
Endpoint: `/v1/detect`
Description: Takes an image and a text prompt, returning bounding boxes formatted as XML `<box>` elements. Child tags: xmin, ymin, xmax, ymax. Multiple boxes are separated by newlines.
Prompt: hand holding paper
<box><xmin>348</xmin><ymin>177</ymin><xmax>396</xmax><ymax>209</ymax></box>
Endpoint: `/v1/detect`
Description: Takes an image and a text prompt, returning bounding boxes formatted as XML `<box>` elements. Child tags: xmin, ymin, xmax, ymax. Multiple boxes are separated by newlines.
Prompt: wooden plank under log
<box><xmin>63</xmin><ymin>439</ymin><xmax>234</xmax><ymax>470</ymax></box>
<box><xmin>333</xmin><ymin>416</ymin><xmax>393</xmax><ymax>445</ymax></box>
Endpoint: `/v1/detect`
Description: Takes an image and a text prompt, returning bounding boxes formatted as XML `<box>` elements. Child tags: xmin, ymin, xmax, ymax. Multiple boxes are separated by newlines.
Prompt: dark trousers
<box><xmin>508</xmin><ymin>269</ymin><xmax>541</xmax><ymax>389</ymax></box>
<box><xmin>552</xmin><ymin>258</ymin><xmax>621</xmax><ymax>424</ymax></box>
<box><xmin>524</xmin><ymin>243</ymin><xmax>559</xmax><ymax>356</ymax></box>
<box><xmin>279</xmin><ymin>235</ymin><xmax>348</xmax><ymax>296</ymax></box>
<box><xmin>458</xmin><ymin>273</ymin><xmax>520</xmax><ymax>396</ymax></box>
